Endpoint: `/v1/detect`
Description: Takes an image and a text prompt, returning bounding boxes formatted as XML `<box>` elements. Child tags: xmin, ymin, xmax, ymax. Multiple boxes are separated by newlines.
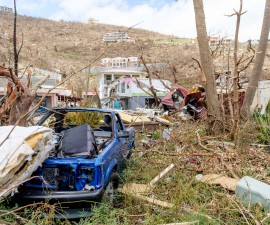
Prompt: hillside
<box><xmin>0</xmin><ymin>12</ymin><xmax>270</xmax><ymax>90</ymax></box>
<box><xmin>1</xmin><ymin>10</ymin><xmax>270</xmax><ymax>225</ymax></box>
<box><xmin>0</xmin><ymin>12</ymin><xmax>200</xmax><ymax>88</ymax></box>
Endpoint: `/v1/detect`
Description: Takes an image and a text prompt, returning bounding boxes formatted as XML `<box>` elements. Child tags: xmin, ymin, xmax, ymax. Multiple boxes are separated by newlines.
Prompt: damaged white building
<box><xmin>87</xmin><ymin>57</ymin><xmax>170</xmax><ymax>110</ymax></box>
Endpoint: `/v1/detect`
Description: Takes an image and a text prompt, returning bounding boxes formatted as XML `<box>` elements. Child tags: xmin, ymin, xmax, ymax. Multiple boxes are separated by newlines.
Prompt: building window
<box><xmin>114</xmin><ymin>75</ymin><xmax>121</xmax><ymax>80</ymax></box>
<box><xmin>145</xmin><ymin>98</ymin><xmax>155</xmax><ymax>109</ymax></box>
<box><xmin>104</xmin><ymin>74</ymin><xmax>112</xmax><ymax>84</ymax></box>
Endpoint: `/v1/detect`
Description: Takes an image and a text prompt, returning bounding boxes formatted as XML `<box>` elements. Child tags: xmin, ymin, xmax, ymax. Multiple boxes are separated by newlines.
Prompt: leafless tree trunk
<box><xmin>94</xmin><ymin>87</ymin><xmax>102</xmax><ymax>108</ymax></box>
<box><xmin>193</xmin><ymin>0</ymin><xmax>221</xmax><ymax>133</ymax></box>
<box><xmin>140</xmin><ymin>55</ymin><xmax>160</xmax><ymax>107</ymax></box>
<box><xmin>228</xmin><ymin>0</ymin><xmax>246</xmax><ymax>142</ymax></box>
<box><xmin>13</xmin><ymin>0</ymin><xmax>18</xmax><ymax>77</ymax></box>
<box><xmin>241</xmin><ymin>0</ymin><xmax>270</xmax><ymax>118</ymax></box>
<box><xmin>0</xmin><ymin>1</ymin><xmax>45</xmax><ymax>126</ymax></box>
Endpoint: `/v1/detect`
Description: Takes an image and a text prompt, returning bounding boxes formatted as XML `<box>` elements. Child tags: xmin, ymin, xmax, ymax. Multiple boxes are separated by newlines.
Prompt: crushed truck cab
<box><xmin>15</xmin><ymin>108</ymin><xmax>135</xmax><ymax>214</ymax></box>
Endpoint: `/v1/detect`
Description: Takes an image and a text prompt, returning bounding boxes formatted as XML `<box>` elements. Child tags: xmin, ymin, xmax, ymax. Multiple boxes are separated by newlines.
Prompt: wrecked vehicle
<box><xmin>183</xmin><ymin>85</ymin><xmax>207</xmax><ymax>120</ymax></box>
<box><xmin>161</xmin><ymin>83</ymin><xmax>188</xmax><ymax>111</ymax></box>
<box><xmin>14</xmin><ymin>107</ymin><xmax>135</xmax><ymax>217</ymax></box>
<box><xmin>162</xmin><ymin>84</ymin><xmax>207</xmax><ymax>120</ymax></box>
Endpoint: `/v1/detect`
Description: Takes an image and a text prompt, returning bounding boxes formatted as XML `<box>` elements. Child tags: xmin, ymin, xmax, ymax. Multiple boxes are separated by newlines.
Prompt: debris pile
<box><xmin>119</xmin><ymin>164</ymin><xmax>175</xmax><ymax>208</ymax></box>
<box><xmin>123</xmin><ymin>120</ymin><xmax>270</xmax><ymax>224</ymax></box>
<box><xmin>0</xmin><ymin>126</ymin><xmax>54</xmax><ymax>199</ymax></box>
<box><xmin>118</xmin><ymin>109</ymin><xmax>172</xmax><ymax>131</ymax></box>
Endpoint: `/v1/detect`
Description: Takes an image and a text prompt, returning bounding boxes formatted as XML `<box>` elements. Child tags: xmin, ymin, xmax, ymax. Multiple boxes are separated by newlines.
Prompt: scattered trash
<box><xmin>118</xmin><ymin>110</ymin><xmax>170</xmax><ymax>131</ymax></box>
<box><xmin>251</xmin><ymin>143</ymin><xmax>270</xmax><ymax>153</ymax></box>
<box><xmin>163</xmin><ymin>127</ymin><xmax>173</xmax><ymax>140</ymax></box>
<box><xmin>141</xmin><ymin>139</ymin><xmax>151</xmax><ymax>149</ymax></box>
<box><xmin>185</xmin><ymin>157</ymin><xmax>204</xmax><ymax>172</ymax></box>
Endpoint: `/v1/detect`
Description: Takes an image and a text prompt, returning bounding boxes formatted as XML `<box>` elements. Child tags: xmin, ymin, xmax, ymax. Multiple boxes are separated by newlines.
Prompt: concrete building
<box><xmin>193</xmin><ymin>36</ymin><xmax>232</xmax><ymax>49</ymax></box>
<box><xmin>103</xmin><ymin>32</ymin><xmax>130</xmax><ymax>42</ymax></box>
<box><xmin>0</xmin><ymin>68</ymin><xmax>79</xmax><ymax>112</ymax></box>
<box><xmin>0</xmin><ymin>6</ymin><xmax>13</xmax><ymax>13</ymax></box>
<box><xmin>86</xmin><ymin>57</ymin><xmax>168</xmax><ymax>110</ymax></box>
<box><xmin>106</xmin><ymin>77</ymin><xmax>170</xmax><ymax>110</ymax></box>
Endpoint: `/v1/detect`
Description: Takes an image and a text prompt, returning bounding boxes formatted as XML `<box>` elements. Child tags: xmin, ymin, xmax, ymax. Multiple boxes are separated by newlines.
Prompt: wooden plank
<box><xmin>118</xmin><ymin>187</ymin><xmax>173</xmax><ymax>208</ymax></box>
<box><xmin>118</xmin><ymin>111</ymin><xmax>151</xmax><ymax>123</ymax></box>
<box><xmin>196</xmin><ymin>174</ymin><xmax>239</xmax><ymax>191</ymax></box>
<box><xmin>149</xmin><ymin>164</ymin><xmax>175</xmax><ymax>187</ymax></box>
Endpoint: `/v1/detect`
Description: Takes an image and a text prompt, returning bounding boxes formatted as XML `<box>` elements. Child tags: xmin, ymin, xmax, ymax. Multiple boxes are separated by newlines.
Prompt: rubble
<box><xmin>118</xmin><ymin>110</ymin><xmax>172</xmax><ymax>131</ymax></box>
<box><xmin>0</xmin><ymin>126</ymin><xmax>54</xmax><ymax>199</ymax></box>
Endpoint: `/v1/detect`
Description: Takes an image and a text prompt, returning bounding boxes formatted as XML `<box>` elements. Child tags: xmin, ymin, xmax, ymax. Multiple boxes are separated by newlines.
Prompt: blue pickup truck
<box><xmin>15</xmin><ymin>107</ymin><xmax>135</xmax><ymax>217</ymax></box>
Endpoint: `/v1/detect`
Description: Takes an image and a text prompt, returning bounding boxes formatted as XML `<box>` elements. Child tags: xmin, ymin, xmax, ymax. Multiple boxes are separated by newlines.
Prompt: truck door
<box><xmin>115</xmin><ymin>114</ymin><xmax>129</xmax><ymax>158</ymax></box>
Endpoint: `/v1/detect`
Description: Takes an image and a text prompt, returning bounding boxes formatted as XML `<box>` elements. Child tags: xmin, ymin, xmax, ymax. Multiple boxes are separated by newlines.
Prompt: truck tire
<box><xmin>102</xmin><ymin>172</ymin><xmax>119</xmax><ymax>204</ymax></box>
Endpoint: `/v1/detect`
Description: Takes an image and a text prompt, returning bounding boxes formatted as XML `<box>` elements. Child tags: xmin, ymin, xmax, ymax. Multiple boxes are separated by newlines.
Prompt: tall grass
<box><xmin>253</xmin><ymin>101</ymin><xmax>270</xmax><ymax>144</ymax></box>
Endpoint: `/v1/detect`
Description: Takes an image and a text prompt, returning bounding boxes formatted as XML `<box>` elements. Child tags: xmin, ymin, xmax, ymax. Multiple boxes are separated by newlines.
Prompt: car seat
<box><xmin>60</xmin><ymin>123</ymin><xmax>98</xmax><ymax>158</ymax></box>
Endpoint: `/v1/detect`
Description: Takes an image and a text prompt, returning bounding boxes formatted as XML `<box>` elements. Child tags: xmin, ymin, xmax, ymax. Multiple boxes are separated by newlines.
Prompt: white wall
<box><xmin>251</xmin><ymin>80</ymin><xmax>270</xmax><ymax>113</ymax></box>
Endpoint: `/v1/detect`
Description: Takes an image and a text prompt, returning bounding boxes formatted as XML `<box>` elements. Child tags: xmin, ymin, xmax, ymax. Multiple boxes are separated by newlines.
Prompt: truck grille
<box><xmin>43</xmin><ymin>166</ymin><xmax>75</xmax><ymax>191</ymax></box>
<box><xmin>43</xmin><ymin>168</ymin><xmax>59</xmax><ymax>184</ymax></box>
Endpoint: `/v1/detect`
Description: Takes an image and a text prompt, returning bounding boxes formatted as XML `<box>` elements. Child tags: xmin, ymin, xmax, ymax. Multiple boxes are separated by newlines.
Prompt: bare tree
<box><xmin>226</xmin><ymin>0</ymin><xmax>246</xmax><ymax>142</ymax></box>
<box><xmin>140</xmin><ymin>55</ymin><xmax>160</xmax><ymax>107</ymax></box>
<box><xmin>241</xmin><ymin>0</ymin><xmax>270</xmax><ymax>118</ymax></box>
<box><xmin>0</xmin><ymin>1</ymin><xmax>48</xmax><ymax>126</ymax></box>
<box><xmin>193</xmin><ymin>0</ymin><xmax>221</xmax><ymax>133</ymax></box>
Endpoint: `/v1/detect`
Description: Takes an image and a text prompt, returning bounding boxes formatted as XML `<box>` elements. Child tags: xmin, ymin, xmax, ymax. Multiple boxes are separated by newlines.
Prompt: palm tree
<box><xmin>241</xmin><ymin>0</ymin><xmax>270</xmax><ymax>118</ymax></box>
<box><xmin>193</xmin><ymin>0</ymin><xmax>221</xmax><ymax>133</ymax></box>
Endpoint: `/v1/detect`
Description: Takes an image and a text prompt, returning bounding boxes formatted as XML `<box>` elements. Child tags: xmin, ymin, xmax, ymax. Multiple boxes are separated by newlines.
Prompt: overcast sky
<box><xmin>0</xmin><ymin>0</ymin><xmax>266</xmax><ymax>41</ymax></box>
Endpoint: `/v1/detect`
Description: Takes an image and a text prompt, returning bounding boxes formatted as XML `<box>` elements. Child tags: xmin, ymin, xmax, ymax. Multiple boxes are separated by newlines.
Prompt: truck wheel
<box><xmin>103</xmin><ymin>172</ymin><xmax>119</xmax><ymax>204</ymax></box>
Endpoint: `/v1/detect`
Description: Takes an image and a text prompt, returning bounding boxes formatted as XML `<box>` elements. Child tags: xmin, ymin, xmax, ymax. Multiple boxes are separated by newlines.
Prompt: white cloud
<box><xmin>0</xmin><ymin>0</ymin><xmax>266</xmax><ymax>41</ymax></box>
<box><xmin>16</xmin><ymin>0</ymin><xmax>51</xmax><ymax>13</ymax></box>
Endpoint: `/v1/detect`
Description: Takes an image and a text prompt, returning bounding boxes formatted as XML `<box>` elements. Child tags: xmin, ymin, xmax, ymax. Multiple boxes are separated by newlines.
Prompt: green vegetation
<box><xmin>253</xmin><ymin>101</ymin><xmax>270</xmax><ymax>144</ymax></box>
<box><xmin>65</xmin><ymin>112</ymin><xmax>103</xmax><ymax>128</ymax></box>
<box><xmin>1</xmin><ymin>119</ymin><xmax>270</xmax><ymax>224</ymax></box>
<box><xmin>79</xmin><ymin>204</ymin><xmax>129</xmax><ymax>225</ymax></box>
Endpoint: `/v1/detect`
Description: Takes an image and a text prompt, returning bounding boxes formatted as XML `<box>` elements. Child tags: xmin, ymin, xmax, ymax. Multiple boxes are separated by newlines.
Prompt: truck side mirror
<box><xmin>118</xmin><ymin>130</ymin><xmax>129</xmax><ymax>138</ymax></box>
